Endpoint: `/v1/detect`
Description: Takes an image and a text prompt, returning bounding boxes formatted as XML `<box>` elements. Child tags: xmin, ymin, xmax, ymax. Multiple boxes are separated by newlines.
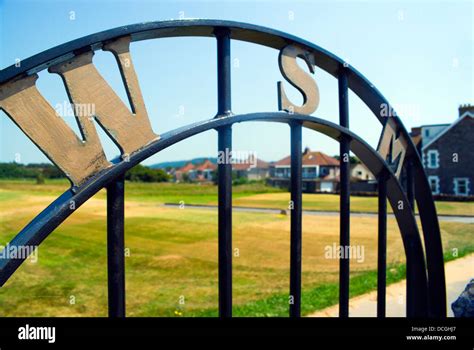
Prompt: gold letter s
<box><xmin>277</xmin><ymin>45</ymin><xmax>320</xmax><ymax>115</ymax></box>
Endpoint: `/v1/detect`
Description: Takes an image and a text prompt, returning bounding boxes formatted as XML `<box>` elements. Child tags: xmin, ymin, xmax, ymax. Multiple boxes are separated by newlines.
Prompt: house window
<box><xmin>426</xmin><ymin>150</ymin><xmax>439</xmax><ymax>169</ymax></box>
<box><xmin>425</xmin><ymin>129</ymin><xmax>430</xmax><ymax>137</ymax></box>
<box><xmin>453</xmin><ymin>178</ymin><xmax>470</xmax><ymax>196</ymax></box>
<box><xmin>303</xmin><ymin>167</ymin><xmax>316</xmax><ymax>179</ymax></box>
<box><xmin>428</xmin><ymin>176</ymin><xmax>440</xmax><ymax>195</ymax></box>
<box><xmin>302</xmin><ymin>182</ymin><xmax>308</xmax><ymax>191</ymax></box>
<box><xmin>275</xmin><ymin>168</ymin><xmax>289</xmax><ymax>178</ymax></box>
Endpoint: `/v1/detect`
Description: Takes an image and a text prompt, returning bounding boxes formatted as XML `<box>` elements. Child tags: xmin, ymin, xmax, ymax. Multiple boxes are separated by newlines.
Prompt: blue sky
<box><xmin>0</xmin><ymin>0</ymin><xmax>472</xmax><ymax>166</ymax></box>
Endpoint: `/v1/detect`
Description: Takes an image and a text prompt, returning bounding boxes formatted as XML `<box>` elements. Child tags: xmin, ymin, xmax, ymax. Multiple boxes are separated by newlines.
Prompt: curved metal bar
<box><xmin>0</xmin><ymin>19</ymin><xmax>444</xmax><ymax>315</ymax></box>
<box><xmin>0</xmin><ymin>112</ymin><xmax>429</xmax><ymax>316</ymax></box>
<box><xmin>0</xmin><ymin>19</ymin><xmax>356</xmax><ymax>83</ymax></box>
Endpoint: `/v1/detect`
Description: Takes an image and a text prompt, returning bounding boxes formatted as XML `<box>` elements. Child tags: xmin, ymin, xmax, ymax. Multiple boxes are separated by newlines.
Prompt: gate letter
<box><xmin>377</xmin><ymin>118</ymin><xmax>408</xmax><ymax>179</ymax></box>
<box><xmin>49</xmin><ymin>36</ymin><xmax>158</xmax><ymax>157</ymax></box>
<box><xmin>277</xmin><ymin>45</ymin><xmax>320</xmax><ymax>115</ymax></box>
<box><xmin>0</xmin><ymin>74</ymin><xmax>110</xmax><ymax>186</ymax></box>
<box><xmin>0</xmin><ymin>36</ymin><xmax>159</xmax><ymax>187</ymax></box>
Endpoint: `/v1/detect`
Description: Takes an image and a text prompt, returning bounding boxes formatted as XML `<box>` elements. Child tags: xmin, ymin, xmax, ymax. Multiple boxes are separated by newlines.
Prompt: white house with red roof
<box><xmin>175</xmin><ymin>159</ymin><xmax>217</xmax><ymax>183</ymax></box>
<box><xmin>194</xmin><ymin>159</ymin><xmax>217</xmax><ymax>182</ymax></box>
<box><xmin>268</xmin><ymin>147</ymin><xmax>340</xmax><ymax>192</ymax></box>
<box><xmin>232</xmin><ymin>158</ymin><xmax>270</xmax><ymax>180</ymax></box>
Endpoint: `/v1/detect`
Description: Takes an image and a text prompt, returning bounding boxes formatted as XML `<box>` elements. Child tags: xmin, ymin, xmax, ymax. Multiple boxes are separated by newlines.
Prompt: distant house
<box><xmin>349</xmin><ymin>162</ymin><xmax>377</xmax><ymax>193</ymax></box>
<box><xmin>233</xmin><ymin>158</ymin><xmax>269</xmax><ymax>180</ymax></box>
<box><xmin>194</xmin><ymin>159</ymin><xmax>217</xmax><ymax>182</ymax></box>
<box><xmin>174</xmin><ymin>159</ymin><xmax>216</xmax><ymax>183</ymax></box>
<box><xmin>351</xmin><ymin>163</ymin><xmax>375</xmax><ymax>181</ymax></box>
<box><xmin>268</xmin><ymin>148</ymin><xmax>340</xmax><ymax>192</ymax></box>
<box><xmin>175</xmin><ymin>162</ymin><xmax>195</xmax><ymax>182</ymax></box>
<box><xmin>410</xmin><ymin>104</ymin><xmax>474</xmax><ymax>196</ymax></box>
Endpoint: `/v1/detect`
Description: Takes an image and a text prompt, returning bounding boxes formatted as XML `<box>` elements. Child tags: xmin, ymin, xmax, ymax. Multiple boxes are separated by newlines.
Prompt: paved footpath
<box><xmin>164</xmin><ymin>203</ymin><xmax>474</xmax><ymax>223</ymax></box>
<box><xmin>309</xmin><ymin>254</ymin><xmax>474</xmax><ymax>317</ymax></box>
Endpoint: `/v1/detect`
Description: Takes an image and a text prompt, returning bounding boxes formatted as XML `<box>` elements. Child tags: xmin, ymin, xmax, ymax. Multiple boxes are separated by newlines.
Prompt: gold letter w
<box><xmin>0</xmin><ymin>36</ymin><xmax>158</xmax><ymax>187</ymax></box>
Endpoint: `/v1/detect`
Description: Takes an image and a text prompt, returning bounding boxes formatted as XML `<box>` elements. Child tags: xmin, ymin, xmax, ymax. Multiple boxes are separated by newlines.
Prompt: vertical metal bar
<box><xmin>106</xmin><ymin>175</ymin><xmax>125</xmax><ymax>318</ymax></box>
<box><xmin>289</xmin><ymin>121</ymin><xmax>303</xmax><ymax>318</ymax></box>
<box><xmin>217</xmin><ymin>126</ymin><xmax>232</xmax><ymax>318</ymax></box>
<box><xmin>215</xmin><ymin>27</ymin><xmax>232</xmax><ymax>117</ymax></box>
<box><xmin>405</xmin><ymin>158</ymin><xmax>417</xmax><ymax>317</ymax></box>
<box><xmin>215</xmin><ymin>27</ymin><xmax>232</xmax><ymax>318</ymax></box>
<box><xmin>338</xmin><ymin>67</ymin><xmax>350</xmax><ymax>318</ymax></box>
<box><xmin>406</xmin><ymin>157</ymin><xmax>415</xmax><ymax>212</ymax></box>
<box><xmin>377</xmin><ymin>171</ymin><xmax>387</xmax><ymax>318</ymax></box>
<box><xmin>406</xmin><ymin>249</ymin><xmax>418</xmax><ymax>317</ymax></box>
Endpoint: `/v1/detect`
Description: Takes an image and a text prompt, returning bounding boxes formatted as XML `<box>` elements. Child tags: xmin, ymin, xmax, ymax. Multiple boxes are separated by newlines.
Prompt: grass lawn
<box><xmin>0</xmin><ymin>179</ymin><xmax>472</xmax><ymax>216</ymax></box>
<box><xmin>0</xmin><ymin>179</ymin><xmax>472</xmax><ymax>316</ymax></box>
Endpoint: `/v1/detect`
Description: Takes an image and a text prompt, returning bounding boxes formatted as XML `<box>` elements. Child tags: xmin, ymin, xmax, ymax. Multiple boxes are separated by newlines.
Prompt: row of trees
<box><xmin>0</xmin><ymin>163</ymin><xmax>170</xmax><ymax>183</ymax></box>
<box><xmin>0</xmin><ymin>163</ymin><xmax>64</xmax><ymax>180</ymax></box>
<box><xmin>124</xmin><ymin>164</ymin><xmax>170</xmax><ymax>182</ymax></box>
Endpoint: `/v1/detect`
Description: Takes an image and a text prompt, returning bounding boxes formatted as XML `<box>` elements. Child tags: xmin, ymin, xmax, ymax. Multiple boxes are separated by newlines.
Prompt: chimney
<box><xmin>303</xmin><ymin>147</ymin><xmax>310</xmax><ymax>155</ymax></box>
<box><xmin>410</xmin><ymin>127</ymin><xmax>421</xmax><ymax>137</ymax></box>
<box><xmin>459</xmin><ymin>104</ymin><xmax>474</xmax><ymax>118</ymax></box>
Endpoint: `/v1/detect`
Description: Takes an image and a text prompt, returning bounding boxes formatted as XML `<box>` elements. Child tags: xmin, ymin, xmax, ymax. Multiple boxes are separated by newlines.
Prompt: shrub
<box><xmin>125</xmin><ymin>164</ymin><xmax>170</xmax><ymax>183</ymax></box>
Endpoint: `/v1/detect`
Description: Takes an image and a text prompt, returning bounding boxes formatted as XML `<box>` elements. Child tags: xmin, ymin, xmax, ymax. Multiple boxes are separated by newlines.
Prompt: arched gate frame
<box><xmin>0</xmin><ymin>20</ymin><xmax>446</xmax><ymax>318</ymax></box>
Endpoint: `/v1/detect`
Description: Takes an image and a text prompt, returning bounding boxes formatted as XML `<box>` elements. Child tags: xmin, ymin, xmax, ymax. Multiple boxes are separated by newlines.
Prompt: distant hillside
<box><xmin>150</xmin><ymin>157</ymin><xmax>217</xmax><ymax>169</ymax></box>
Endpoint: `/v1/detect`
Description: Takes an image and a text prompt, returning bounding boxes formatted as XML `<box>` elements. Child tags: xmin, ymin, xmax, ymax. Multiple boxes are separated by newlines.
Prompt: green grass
<box><xmin>188</xmin><ymin>265</ymin><xmax>408</xmax><ymax>317</ymax></box>
<box><xmin>190</xmin><ymin>244</ymin><xmax>474</xmax><ymax>317</ymax></box>
<box><xmin>123</xmin><ymin>181</ymin><xmax>284</xmax><ymax>204</ymax></box>
<box><xmin>0</xmin><ymin>179</ymin><xmax>472</xmax><ymax>317</ymax></box>
<box><xmin>0</xmin><ymin>179</ymin><xmax>472</xmax><ymax>216</ymax></box>
<box><xmin>232</xmin><ymin>193</ymin><xmax>473</xmax><ymax>216</ymax></box>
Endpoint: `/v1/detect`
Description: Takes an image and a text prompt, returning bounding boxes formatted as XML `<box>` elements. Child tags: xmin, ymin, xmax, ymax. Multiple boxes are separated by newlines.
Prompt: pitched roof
<box><xmin>233</xmin><ymin>158</ymin><xmax>269</xmax><ymax>171</ymax></box>
<box><xmin>195</xmin><ymin>159</ymin><xmax>217</xmax><ymax>171</ymax></box>
<box><xmin>422</xmin><ymin>114</ymin><xmax>474</xmax><ymax>151</ymax></box>
<box><xmin>274</xmin><ymin>150</ymin><xmax>339</xmax><ymax>167</ymax></box>
<box><xmin>177</xmin><ymin>162</ymin><xmax>195</xmax><ymax>172</ymax></box>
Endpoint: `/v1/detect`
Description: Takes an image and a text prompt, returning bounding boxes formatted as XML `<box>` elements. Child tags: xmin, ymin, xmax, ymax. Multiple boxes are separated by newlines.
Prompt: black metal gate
<box><xmin>0</xmin><ymin>20</ymin><xmax>446</xmax><ymax>318</ymax></box>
